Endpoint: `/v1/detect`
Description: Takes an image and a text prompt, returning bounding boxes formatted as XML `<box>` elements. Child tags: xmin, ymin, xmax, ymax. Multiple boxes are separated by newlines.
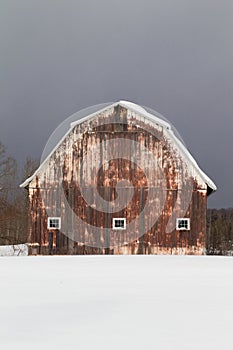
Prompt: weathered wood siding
<box><xmin>28</xmin><ymin>105</ymin><xmax>207</xmax><ymax>255</ymax></box>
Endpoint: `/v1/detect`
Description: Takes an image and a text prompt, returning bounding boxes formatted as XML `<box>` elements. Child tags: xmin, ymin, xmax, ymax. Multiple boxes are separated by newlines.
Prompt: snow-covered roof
<box><xmin>20</xmin><ymin>100</ymin><xmax>217</xmax><ymax>192</ymax></box>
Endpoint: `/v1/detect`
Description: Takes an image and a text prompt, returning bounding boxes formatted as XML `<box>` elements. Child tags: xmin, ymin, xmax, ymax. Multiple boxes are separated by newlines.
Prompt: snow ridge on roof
<box><xmin>20</xmin><ymin>100</ymin><xmax>217</xmax><ymax>192</ymax></box>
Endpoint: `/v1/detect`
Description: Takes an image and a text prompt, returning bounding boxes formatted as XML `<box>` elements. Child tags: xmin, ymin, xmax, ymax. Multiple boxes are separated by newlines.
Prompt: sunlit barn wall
<box><xmin>27</xmin><ymin>105</ymin><xmax>207</xmax><ymax>255</ymax></box>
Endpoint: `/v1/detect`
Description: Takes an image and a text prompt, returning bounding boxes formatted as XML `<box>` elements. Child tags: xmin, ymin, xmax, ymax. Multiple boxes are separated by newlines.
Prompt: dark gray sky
<box><xmin>1</xmin><ymin>0</ymin><xmax>233</xmax><ymax>208</ymax></box>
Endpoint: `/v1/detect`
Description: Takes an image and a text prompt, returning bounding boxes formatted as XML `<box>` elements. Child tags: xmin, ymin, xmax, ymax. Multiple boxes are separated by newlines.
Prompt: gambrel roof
<box><xmin>20</xmin><ymin>100</ymin><xmax>217</xmax><ymax>193</ymax></box>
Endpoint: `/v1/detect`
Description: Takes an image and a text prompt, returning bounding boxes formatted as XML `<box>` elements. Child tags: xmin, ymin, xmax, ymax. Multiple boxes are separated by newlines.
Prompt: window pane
<box><xmin>176</xmin><ymin>218</ymin><xmax>190</xmax><ymax>230</ymax></box>
<box><xmin>113</xmin><ymin>218</ymin><xmax>126</xmax><ymax>230</ymax></box>
<box><xmin>48</xmin><ymin>217</ymin><xmax>61</xmax><ymax>229</ymax></box>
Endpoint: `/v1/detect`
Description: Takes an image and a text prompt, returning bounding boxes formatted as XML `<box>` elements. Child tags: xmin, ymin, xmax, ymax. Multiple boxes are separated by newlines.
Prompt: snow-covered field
<box><xmin>0</xmin><ymin>244</ymin><xmax>28</xmax><ymax>256</ymax></box>
<box><xmin>0</xmin><ymin>256</ymin><xmax>232</xmax><ymax>350</ymax></box>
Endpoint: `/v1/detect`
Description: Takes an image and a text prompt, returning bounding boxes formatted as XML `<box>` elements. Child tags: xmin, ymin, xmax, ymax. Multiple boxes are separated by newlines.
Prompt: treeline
<box><xmin>0</xmin><ymin>141</ymin><xmax>39</xmax><ymax>245</ymax></box>
<box><xmin>206</xmin><ymin>208</ymin><xmax>233</xmax><ymax>256</ymax></box>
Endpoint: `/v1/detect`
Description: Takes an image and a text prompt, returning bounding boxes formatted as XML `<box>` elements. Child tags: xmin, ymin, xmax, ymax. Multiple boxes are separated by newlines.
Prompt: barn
<box><xmin>20</xmin><ymin>101</ymin><xmax>216</xmax><ymax>255</ymax></box>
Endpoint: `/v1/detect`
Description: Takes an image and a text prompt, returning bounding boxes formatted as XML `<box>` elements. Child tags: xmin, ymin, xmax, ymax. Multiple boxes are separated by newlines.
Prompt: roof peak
<box><xmin>118</xmin><ymin>100</ymin><xmax>146</xmax><ymax>111</ymax></box>
<box><xmin>20</xmin><ymin>100</ymin><xmax>217</xmax><ymax>192</ymax></box>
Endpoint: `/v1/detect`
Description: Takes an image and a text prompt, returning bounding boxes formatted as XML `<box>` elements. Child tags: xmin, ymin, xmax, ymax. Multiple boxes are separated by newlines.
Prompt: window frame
<box><xmin>47</xmin><ymin>217</ymin><xmax>61</xmax><ymax>230</ymax></box>
<box><xmin>112</xmin><ymin>218</ymin><xmax>126</xmax><ymax>230</ymax></box>
<box><xmin>176</xmin><ymin>218</ymin><xmax>190</xmax><ymax>231</ymax></box>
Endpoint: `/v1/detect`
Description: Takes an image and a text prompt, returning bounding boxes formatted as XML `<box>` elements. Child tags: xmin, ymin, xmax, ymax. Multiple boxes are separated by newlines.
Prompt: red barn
<box><xmin>20</xmin><ymin>101</ymin><xmax>216</xmax><ymax>255</ymax></box>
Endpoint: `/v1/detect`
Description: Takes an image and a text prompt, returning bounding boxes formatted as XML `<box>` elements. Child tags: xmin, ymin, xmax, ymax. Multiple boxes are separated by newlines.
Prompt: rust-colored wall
<box><xmin>27</xmin><ymin>105</ymin><xmax>207</xmax><ymax>255</ymax></box>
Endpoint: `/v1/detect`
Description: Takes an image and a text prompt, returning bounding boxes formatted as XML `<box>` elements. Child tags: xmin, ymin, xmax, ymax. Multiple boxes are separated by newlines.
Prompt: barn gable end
<box><xmin>20</xmin><ymin>101</ymin><xmax>216</xmax><ymax>255</ymax></box>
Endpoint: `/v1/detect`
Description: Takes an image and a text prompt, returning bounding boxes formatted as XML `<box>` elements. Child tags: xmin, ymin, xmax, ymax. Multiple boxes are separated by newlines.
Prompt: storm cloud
<box><xmin>0</xmin><ymin>0</ymin><xmax>233</xmax><ymax>208</ymax></box>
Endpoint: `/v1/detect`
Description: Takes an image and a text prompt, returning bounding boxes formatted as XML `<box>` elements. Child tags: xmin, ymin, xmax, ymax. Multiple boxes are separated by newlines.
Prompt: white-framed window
<box><xmin>112</xmin><ymin>218</ymin><xmax>126</xmax><ymax>230</ymax></box>
<box><xmin>47</xmin><ymin>217</ymin><xmax>61</xmax><ymax>230</ymax></box>
<box><xmin>176</xmin><ymin>218</ymin><xmax>190</xmax><ymax>231</ymax></box>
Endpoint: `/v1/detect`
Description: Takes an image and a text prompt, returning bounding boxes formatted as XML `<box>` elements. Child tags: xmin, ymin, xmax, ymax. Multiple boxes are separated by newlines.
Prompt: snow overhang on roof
<box><xmin>20</xmin><ymin>100</ymin><xmax>217</xmax><ymax>193</ymax></box>
<box><xmin>69</xmin><ymin>100</ymin><xmax>172</xmax><ymax>131</ymax></box>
